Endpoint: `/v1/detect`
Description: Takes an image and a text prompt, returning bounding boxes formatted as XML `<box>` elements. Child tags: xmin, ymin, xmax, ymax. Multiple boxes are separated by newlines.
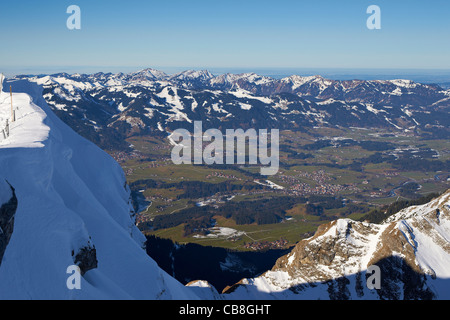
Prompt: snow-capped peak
<box><xmin>169</xmin><ymin>69</ymin><xmax>215</xmax><ymax>81</ymax></box>
<box><xmin>387</xmin><ymin>79</ymin><xmax>418</xmax><ymax>88</ymax></box>
<box><xmin>280</xmin><ymin>75</ymin><xmax>331</xmax><ymax>90</ymax></box>
<box><xmin>129</xmin><ymin>68</ymin><xmax>168</xmax><ymax>81</ymax></box>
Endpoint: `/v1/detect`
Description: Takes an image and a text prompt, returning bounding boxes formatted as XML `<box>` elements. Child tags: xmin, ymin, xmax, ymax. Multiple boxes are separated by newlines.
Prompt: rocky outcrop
<box><xmin>72</xmin><ymin>241</ymin><xmax>98</xmax><ymax>276</ymax></box>
<box><xmin>186</xmin><ymin>280</ymin><xmax>223</xmax><ymax>300</ymax></box>
<box><xmin>272</xmin><ymin>219</ymin><xmax>386</xmax><ymax>283</ymax></box>
<box><xmin>0</xmin><ymin>182</ymin><xmax>17</xmax><ymax>266</ymax></box>
<box><xmin>223</xmin><ymin>189</ymin><xmax>450</xmax><ymax>300</ymax></box>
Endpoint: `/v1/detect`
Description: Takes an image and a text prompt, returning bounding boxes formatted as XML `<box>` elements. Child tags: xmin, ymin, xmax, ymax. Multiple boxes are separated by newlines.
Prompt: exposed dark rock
<box><xmin>72</xmin><ymin>243</ymin><xmax>98</xmax><ymax>276</ymax></box>
<box><xmin>0</xmin><ymin>181</ymin><xmax>17</xmax><ymax>265</ymax></box>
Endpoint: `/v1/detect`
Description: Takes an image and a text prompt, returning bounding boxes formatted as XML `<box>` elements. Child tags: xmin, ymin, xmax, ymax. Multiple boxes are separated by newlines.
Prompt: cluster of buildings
<box><xmin>110</xmin><ymin>150</ymin><xmax>142</xmax><ymax>163</ymax></box>
<box><xmin>145</xmin><ymin>160</ymin><xmax>169</xmax><ymax>169</ymax></box>
<box><xmin>206</xmin><ymin>171</ymin><xmax>241</xmax><ymax>180</ymax></box>
<box><xmin>289</xmin><ymin>182</ymin><xmax>360</xmax><ymax>196</ymax></box>
<box><xmin>243</xmin><ymin>238</ymin><xmax>289</xmax><ymax>251</ymax></box>
<box><xmin>275</xmin><ymin>170</ymin><xmax>364</xmax><ymax>196</ymax></box>
<box><xmin>135</xmin><ymin>212</ymin><xmax>150</xmax><ymax>225</ymax></box>
<box><xmin>383</xmin><ymin>171</ymin><xmax>399</xmax><ymax>177</ymax></box>
<box><xmin>280</xmin><ymin>169</ymin><xmax>333</xmax><ymax>185</ymax></box>
<box><xmin>122</xmin><ymin>159</ymin><xmax>172</xmax><ymax>177</ymax></box>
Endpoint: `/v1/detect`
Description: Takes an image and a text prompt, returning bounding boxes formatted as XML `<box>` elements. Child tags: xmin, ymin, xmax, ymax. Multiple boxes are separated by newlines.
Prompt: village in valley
<box><xmin>116</xmin><ymin>128</ymin><xmax>450</xmax><ymax>251</ymax></box>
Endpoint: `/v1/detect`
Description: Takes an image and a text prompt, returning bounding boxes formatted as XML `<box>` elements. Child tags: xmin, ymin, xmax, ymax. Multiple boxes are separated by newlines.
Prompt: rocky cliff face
<box><xmin>223</xmin><ymin>189</ymin><xmax>450</xmax><ymax>300</ymax></box>
<box><xmin>0</xmin><ymin>181</ymin><xmax>17</xmax><ymax>266</ymax></box>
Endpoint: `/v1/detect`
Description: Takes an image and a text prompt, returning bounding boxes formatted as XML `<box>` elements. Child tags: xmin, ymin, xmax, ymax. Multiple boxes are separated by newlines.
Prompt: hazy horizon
<box><xmin>4</xmin><ymin>66</ymin><xmax>450</xmax><ymax>84</ymax></box>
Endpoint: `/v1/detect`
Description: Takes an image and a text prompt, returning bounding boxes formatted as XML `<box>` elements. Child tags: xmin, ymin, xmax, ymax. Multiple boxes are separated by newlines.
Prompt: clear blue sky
<box><xmin>1</xmin><ymin>0</ymin><xmax>449</xmax><ymax>75</ymax></box>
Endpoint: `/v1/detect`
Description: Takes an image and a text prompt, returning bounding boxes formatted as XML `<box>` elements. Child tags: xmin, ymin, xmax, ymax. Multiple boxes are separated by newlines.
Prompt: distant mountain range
<box><xmin>12</xmin><ymin>68</ymin><xmax>450</xmax><ymax>150</ymax></box>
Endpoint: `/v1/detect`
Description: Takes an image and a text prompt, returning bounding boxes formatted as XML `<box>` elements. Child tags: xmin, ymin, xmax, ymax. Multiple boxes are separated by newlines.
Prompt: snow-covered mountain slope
<box><xmin>222</xmin><ymin>189</ymin><xmax>450</xmax><ymax>300</ymax></box>
<box><xmin>0</xmin><ymin>79</ymin><xmax>199</xmax><ymax>299</ymax></box>
<box><xmin>14</xmin><ymin>69</ymin><xmax>450</xmax><ymax>152</ymax></box>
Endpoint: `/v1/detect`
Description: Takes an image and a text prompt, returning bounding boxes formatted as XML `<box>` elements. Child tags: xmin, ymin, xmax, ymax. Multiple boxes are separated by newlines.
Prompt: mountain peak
<box><xmin>223</xmin><ymin>189</ymin><xmax>450</xmax><ymax>299</ymax></box>
<box><xmin>129</xmin><ymin>68</ymin><xmax>168</xmax><ymax>80</ymax></box>
<box><xmin>169</xmin><ymin>69</ymin><xmax>215</xmax><ymax>81</ymax></box>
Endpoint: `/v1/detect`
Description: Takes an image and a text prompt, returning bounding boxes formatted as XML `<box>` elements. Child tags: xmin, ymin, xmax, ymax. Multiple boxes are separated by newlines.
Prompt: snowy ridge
<box><xmin>0</xmin><ymin>90</ymin><xmax>49</xmax><ymax>148</ymax></box>
<box><xmin>0</xmin><ymin>79</ymin><xmax>199</xmax><ymax>299</ymax></box>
